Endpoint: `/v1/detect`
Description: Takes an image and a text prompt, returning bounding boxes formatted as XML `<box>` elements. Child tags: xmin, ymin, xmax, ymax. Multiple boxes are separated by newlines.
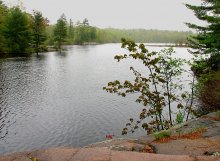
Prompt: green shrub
<box><xmin>176</xmin><ymin>111</ymin><xmax>184</xmax><ymax>124</ymax></box>
<box><xmin>154</xmin><ymin>130</ymin><xmax>171</xmax><ymax>140</ymax></box>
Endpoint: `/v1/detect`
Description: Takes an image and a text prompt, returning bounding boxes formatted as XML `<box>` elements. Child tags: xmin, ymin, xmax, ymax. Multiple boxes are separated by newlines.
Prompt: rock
<box><xmin>143</xmin><ymin>145</ymin><xmax>154</xmax><ymax>153</ymax></box>
<box><xmin>132</xmin><ymin>144</ymin><xmax>145</xmax><ymax>152</ymax></box>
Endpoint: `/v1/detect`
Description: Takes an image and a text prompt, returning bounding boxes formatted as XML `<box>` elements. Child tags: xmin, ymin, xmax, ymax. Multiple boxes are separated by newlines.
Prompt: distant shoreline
<box><xmin>145</xmin><ymin>44</ymin><xmax>189</xmax><ymax>48</ymax></box>
<box><xmin>0</xmin><ymin>43</ymin><xmax>188</xmax><ymax>59</ymax></box>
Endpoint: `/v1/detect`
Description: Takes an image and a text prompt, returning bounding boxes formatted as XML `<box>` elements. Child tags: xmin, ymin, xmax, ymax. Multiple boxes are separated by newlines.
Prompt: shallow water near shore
<box><xmin>0</xmin><ymin>44</ymin><xmax>193</xmax><ymax>154</ymax></box>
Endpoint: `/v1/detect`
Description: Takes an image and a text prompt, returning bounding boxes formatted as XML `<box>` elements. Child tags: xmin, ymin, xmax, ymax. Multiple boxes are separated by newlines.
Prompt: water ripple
<box><xmin>0</xmin><ymin>45</ymin><xmax>192</xmax><ymax>154</ymax></box>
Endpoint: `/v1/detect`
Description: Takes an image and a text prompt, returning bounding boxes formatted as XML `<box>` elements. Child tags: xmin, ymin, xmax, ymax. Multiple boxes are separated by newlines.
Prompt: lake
<box><xmin>0</xmin><ymin>44</ymin><xmax>193</xmax><ymax>154</ymax></box>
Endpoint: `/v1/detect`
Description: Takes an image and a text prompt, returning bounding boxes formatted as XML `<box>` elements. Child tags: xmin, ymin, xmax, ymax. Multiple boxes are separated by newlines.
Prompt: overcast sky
<box><xmin>4</xmin><ymin>0</ymin><xmax>203</xmax><ymax>31</ymax></box>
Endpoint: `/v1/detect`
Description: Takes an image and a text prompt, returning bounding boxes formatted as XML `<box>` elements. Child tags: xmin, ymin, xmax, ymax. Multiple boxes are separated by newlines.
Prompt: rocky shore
<box><xmin>0</xmin><ymin>111</ymin><xmax>219</xmax><ymax>161</ymax></box>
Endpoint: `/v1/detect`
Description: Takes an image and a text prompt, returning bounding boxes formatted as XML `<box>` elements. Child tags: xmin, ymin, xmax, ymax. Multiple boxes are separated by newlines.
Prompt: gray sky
<box><xmin>5</xmin><ymin>0</ymin><xmax>203</xmax><ymax>31</ymax></box>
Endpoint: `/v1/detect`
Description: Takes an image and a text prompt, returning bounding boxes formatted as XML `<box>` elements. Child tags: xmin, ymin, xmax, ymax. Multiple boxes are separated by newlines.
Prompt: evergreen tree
<box><xmin>82</xmin><ymin>18</ymin><xmax>89</xmax><ymax>26</ymax></box>
<box><xmin>186</xmin><ymin>0</ymin><xmax>220</xmax><ymax>68</ymax></box>
<box><xmin>68</xmin><ymin>19</ymin><xmax>74</xmax><ymax>39</ymax></box>
<box><xmin>54</xmin><ymin>14</ymin><xmax>67</xmax><ymax>51</ymax></box>
<box><xmin>74</xmin><ymin>19</ymin><xmax>97</xmax><ymax>44</ymax></box>
<box><xmin>74</xmin><ymin>22</ymin><xmax>84</xmax><ymax>44</ymax></box>
<box><xmin>89</xmin><ymin>26</ymin><xmax>97</xmax><ymax>41</ymax></box>
<box><xmin>3</xmin><ymin>7</ymin><xmax>31</xmax><ymax>55</ymax></box>
<box><xmin>0</xmin><ymin>1</ymin><xmax>7</xmax><ymax>28</ymax></box>
<box><xmin>31</xmin><ymin>10</ymin><xmax>48</xmax><ymax>55</ymax></box>
<box><xmin>0</xmin><ymin>0</ymin><xmax>8</xmax><ymax>53</ymax></box>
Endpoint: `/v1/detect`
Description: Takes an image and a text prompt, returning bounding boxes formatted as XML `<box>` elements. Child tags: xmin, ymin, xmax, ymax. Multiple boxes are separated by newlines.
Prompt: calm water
<box><xmin>0</xmin><ymin>44</ymin><xmax>192</xmax><ymax>154</ymax></box>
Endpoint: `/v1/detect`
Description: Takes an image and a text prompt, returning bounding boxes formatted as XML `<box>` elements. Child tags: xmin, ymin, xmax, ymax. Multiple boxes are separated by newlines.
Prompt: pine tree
<box><xmin>186</xmin><ymin>0</ymin><xmax>220</xmax><ymax>69</ymax></box>
<box><xmin>54</xmin><ymin>14</ymin><xmax>67</xmax><ymax>51</ymax></box>
<box><xmin>68</xmin><ymin>19</ymin><xmax>74</xmax><ymax>39</ymax></box>
<box><xmin>31</xmin><ymin>10</ymin><xmax>48</xmax><ymax>55</ymax></box>
<box><xmin>0</xmin><ymin>1</ymin><xmax>8</xmax><ymax>53</ymax></box>
<box><xmin>3</xmin><ymin>7</ymin><xmax>31</xmax><ymax>55</ymax></box>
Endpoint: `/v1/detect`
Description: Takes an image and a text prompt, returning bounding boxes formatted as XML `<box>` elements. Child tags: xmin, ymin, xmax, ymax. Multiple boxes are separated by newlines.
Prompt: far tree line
<box><xmin>0</xmin><ymin>0</ymin><xmax>193</xmax><ymax>57</ymax></box>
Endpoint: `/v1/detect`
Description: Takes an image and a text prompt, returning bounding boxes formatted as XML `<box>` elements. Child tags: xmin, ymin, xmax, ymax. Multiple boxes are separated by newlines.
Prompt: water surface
<box><xmin>0</xmin><ymin>44</ymin><xmax>192</xmax><ymax>154</ymax></box>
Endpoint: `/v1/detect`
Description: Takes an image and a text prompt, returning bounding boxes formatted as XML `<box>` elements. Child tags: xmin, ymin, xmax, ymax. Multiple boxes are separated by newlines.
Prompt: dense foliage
<box><xmin>73</xmin><ymin>18</ymin><xmax>97</xmax><ymax>44</ymax></box>
<box><xmin>3</xmin><ymin>7</ymin><xmax>31</xmax><ymax>55</ymax></box>
<box><xmin>32</xmin><ymin>10</ymin><xmax>48</xmax><ymax>55</ymax></box>
<box><xmin>54</xmin><ymin>14</ymin><xmax>67</xmax><ymax>51</ymax></box>
<box><xmin>96</xmin><ymin>28</ymin><xmax>192</xmax><ymax>44</ymax></box>
<box><xmin>0</xmin><ymin>1</ymin><xmax>194</xmax><ymax>57</ymax></box>
<box><xmin>0</xmin><ymin>0</ymin><xmax>7</xmax><ymax>53</ymax></box>
<box><xmin>186</xmin><ymin>0</ymin><xmax>220</xmax><ymax>68</ymax></box>
<box><xmin>0</xmin><ymin>1</ymin><xmax>48</xmax><ymax>56</ymax></box>
<box><xmin>186</xmin><ymin>0</ymin><xmax>220</xmax><ymax>113</ymax></box>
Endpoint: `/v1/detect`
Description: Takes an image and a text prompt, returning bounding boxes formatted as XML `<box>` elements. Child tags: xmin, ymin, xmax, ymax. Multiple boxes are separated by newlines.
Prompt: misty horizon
<box><xmin>4</xmin><ymin>0</ymin><xmax>204</xmax><ymax>31</ymax></box>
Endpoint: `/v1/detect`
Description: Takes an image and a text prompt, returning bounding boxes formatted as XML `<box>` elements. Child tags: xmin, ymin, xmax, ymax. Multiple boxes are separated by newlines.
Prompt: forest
<box><xmin>0</xmin><ymin>0</ymin><xmax>193</xmax><ymax>57</ymax></box>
